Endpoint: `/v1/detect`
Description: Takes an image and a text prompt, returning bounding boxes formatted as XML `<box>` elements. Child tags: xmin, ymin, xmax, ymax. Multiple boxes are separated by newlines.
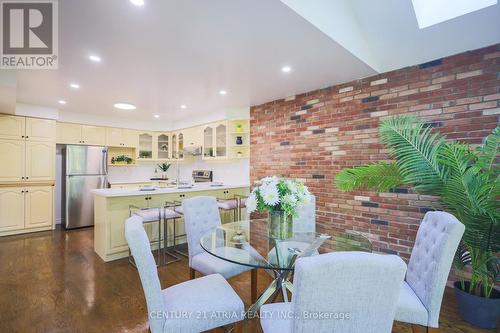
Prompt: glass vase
<box><xmin>268</xmin><ymin>210</ymin><xmax>293</xmax><ymax>240</ymax></box>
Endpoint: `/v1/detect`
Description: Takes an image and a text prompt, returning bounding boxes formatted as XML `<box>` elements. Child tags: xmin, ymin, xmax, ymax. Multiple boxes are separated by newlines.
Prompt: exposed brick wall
<box><xmin>250</xmin><ymin>44</ymin><xmax>500</xmax><ymax>260</ymax></box>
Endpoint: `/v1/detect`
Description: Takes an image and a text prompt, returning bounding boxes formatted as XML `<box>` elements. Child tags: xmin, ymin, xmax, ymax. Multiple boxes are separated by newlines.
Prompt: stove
<box><xmin>192</xmin><ymin>170</ymin><xmax>213</xmax><ymax>182</ymax></box>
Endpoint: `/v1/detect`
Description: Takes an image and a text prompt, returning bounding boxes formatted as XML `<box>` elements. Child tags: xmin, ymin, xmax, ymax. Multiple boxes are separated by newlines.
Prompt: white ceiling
<box><xmin>5</xmin><ymin>0</ymin><xmax>500</xmax><ymax>128</ymax></box>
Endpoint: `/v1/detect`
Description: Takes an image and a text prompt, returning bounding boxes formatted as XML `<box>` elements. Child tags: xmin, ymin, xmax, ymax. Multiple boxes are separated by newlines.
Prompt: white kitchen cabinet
<box><xmin>57</xmin><ymin>122</ymin><xmax>82</xmax><ymax>144</ymax></box>
<box><xmin>25</xmin><ymin>118</ymin><xmax>56</xmax><ymax>142</ymax></box>
<box><xmin>0</xmin><ymin>115</ymin><xmax>25</xmax><ymax>140</ymax></box>
<box><xmin>81</xmin><ymin>125</ymin><xmax>106</xmax><ymax>145</ymax></box>
<box><xmin>202</xmin><ymin>121</ymin><xmax>228</xmax><ymax>159</ymax></box>
<box><xmin>0</xmin><ymin>187</ymin><xmax>25</xmax><ymax>233</ymax></box>
<box><xmin>24</xmin><ymin>186</ymin><xmax>53</xmax><ymax>229</ymax></box>
<box><xmin>25</xmin><ymin>141</ymin><xmax>55</xmax><ymax>181</ymax></box>
<box><xmin>0</xmin><ymin>186</ymin><xmax>53</xmax><ymax>236</ymax></box>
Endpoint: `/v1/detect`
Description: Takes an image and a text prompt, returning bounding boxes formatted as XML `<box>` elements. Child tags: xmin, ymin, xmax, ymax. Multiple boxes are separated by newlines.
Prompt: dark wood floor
<box><xmin>0</xmin><ymin>227</ymin><xmax>494</xmax><ymax>333</ymax></box>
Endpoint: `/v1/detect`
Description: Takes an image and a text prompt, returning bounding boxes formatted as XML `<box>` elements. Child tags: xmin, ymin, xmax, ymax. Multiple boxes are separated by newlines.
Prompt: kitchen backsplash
<box><xmin>107</xmin><ymin>157</ymin><xmax>250</xmax><ymax>185</ymax></box>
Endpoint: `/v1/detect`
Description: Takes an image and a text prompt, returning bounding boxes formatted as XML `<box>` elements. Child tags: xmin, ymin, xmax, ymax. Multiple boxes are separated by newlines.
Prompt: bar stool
<box><xmin>217</xmin><ymin>197</ymin><xmax>239</xmax><ymax>222</ymax></box>
<box><xmin>167</xmin><ymin>201</ymin><xmax>189</xmax><ymax>258</ymax></box>
<box><xmin>128</xmin><ymin>205</ymin><xmax>162</xmax><ymax>267</ymax></box>
<box><xmin>234</xmin><ymin>194</ymin><xmax>248</xmax><ymax>220</ymax></box>
<box><xmin>162</xmin><ymin>205</ymin><xmax>183</xmax><ymax>265</ymax></box>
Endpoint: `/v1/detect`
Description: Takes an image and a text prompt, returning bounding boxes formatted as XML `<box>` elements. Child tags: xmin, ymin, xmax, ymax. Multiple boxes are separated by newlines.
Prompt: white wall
<box><xmin>16</xmin><ymin>103</ymin><xmax>59</xmax><ymax>119</ymax></box>
<box><xmin>108</xmin><ymin>157</ymin><xmax>249</xmax><ymax>185</ymax></box>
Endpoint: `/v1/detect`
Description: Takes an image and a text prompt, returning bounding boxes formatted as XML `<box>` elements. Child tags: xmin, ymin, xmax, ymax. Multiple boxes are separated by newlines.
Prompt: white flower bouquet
<box><xmin>246</xmin><ymin>176</ymin><xmax>311</xmax><ymax>238</ymax></box>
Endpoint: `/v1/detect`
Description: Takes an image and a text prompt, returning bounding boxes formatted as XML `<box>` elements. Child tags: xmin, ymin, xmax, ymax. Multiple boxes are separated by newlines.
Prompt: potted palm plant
<box><xmin>334</xmin><ymin>115</ymin><xmax>499</xmax><ymax>328</ymax></box>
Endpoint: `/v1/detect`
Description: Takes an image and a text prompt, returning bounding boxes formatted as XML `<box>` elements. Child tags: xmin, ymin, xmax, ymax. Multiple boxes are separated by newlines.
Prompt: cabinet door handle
<box><xmin>26</xmin><ymin>177</ymin><xmax>29</xmax><ymax>180</ymax></box>
<box><xmin>21</xmin><ymin>176</ymin><xmax>24</xmax><ymax>179</ymax></box>
<box><xmin>21</xmin><ymin>135</ymin><xmax>25</xmax><ymax>138</ymax></box>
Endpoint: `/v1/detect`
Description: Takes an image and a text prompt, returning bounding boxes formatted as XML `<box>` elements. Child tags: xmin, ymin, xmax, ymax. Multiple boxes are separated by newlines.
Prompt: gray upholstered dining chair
<box><xmin>125</xmin><ymin>216</ymin><xmax>244</xmax><ymax>333</ymax></box>
<box><xmin>292</xmin><ymin>195</ymin><xmax>316</xmax><ymax>233</ymax></box>
<box><xmin>260</xmin><ymin>252</ymin><xmax>407</xmax><ymax>333</ymax></box>
<box><xmin>182</xmin><ymin>196</ymin><xmax>258</xmax><ymax>301</ymax></box>
<box><xmin>395</xmin><ymin>211</ymin><xmax>465</xmax><ymax>333</ymax></box>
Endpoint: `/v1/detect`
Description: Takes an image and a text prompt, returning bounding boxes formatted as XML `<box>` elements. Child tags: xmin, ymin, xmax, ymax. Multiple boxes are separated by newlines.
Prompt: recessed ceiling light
<box><xmin>281</xmin><ymin>66</ymin><xmax>292</xmax><ymax>73</ymax></box>
<box><xmin>219</xmin><ymin>90</ymin><xmax>227</xmax><ymax>95</ymax></box>
<box><xmin>154</xmin><ymin>114</ymin><xmax>160</xmax><ymax>118</ymax></box>
<box><xmin>180</xmin><ymin>104</ymin><xmax>187</xmax><ymax>109</ymax></box>
<box><xmin>58</xmin><ymin>100</ymin><xmax>66</xmax><ymax>105</ymax></box>
<box><xmin>130</xmin><ymin>0</ymin><xmax>144</xmax><ymax>6</ymax></box>
<box><xmin>69</xmin><ymin>83</ymin><xmax>80</xmax><ymax>89</ymax></box>
<box><xmin>89</xmin><ymin>55</ymin><xmax>101</xmax><ymax>62</ymax></box>
<box><xmin>114</xmin><ymin>103</ymin><xmax>136</xmax><ymax>110</ymax></box>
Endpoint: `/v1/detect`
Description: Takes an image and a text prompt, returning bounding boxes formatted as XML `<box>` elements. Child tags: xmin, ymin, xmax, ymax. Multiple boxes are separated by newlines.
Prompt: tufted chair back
<box><xmin>293</xmin><ymin>195</ymin><xmax>316</xmax><ymax>233</ymax></box>
<box><xmin>292</xmin><ymin>252</ymin><xmax>407</xmax><ymax>333</ymax></box>
<box><xmin>406</xmin><ymin>211</ymin><xmax>465</xmax><ymax>327</ymax></box>
<box><xmin>183</xmin><ymin>196</ymin><xmax>222</xmax><ymax>265</ymax></box>
<box><xmin>125</xmin><ymin>216</ymin><xmax>165</xmax><ymax>333</ymax></box>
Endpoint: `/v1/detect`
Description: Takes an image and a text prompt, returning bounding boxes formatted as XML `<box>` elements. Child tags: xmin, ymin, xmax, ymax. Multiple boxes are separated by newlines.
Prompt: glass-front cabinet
<box><xmin>203</xmin><ymin>126</ymin><xmax>214</xmax><ymax>158</ymax></box>
<box><xmin>202</xmin><ymin>122</ymin><xmax>227</xmax><ymax>160</ymax></box>
<box><xmin>177</xmin><ymin>132</ymin><xmax>184</xmax><ymax>159</ymax></box>
<box><xmin>171</xmin><ymin>134</ymin><xmax>178</xmax><ymax>159</ymax></box>
<box><xmin>157</xmin><ymin>134</ymin><xmax>170</xmax><ymax>160</ymax></box>
<box><xmin>215</xmin><ymin>124</ymin><xmax>227</xmax><ymax>158</ymax></box>
<box><xmin>138</xmin><ymin>133</ymin><xmax>153</xmax><ymax>160</ymax></box>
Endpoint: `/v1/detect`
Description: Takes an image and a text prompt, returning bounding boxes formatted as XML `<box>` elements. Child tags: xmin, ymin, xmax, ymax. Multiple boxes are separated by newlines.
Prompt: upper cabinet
<box><xmin>203</xmin><ymin>126</ymin><xmax>214</xmax><ymax>158</ymax></box>
<box><xmin>215</xmin><ymin>123</ymin><xmax>227</xmax><ymax>158</ymax></box>
<box><xmin>0</xmin><ymin>140</ymin><xmax>25</xmax><ymax>182</ymax></box>
<box><xmin>105</xmin><ymin>127</ymin><xmax>137</xmax><ymax>148</ymax></box>
<box><xmin>52</xmin><ymin>118</ymin><xmax>249</xmax><ymax>161</ymax></box>
<box><xmin>0</xmin><ymin>139</ymin><xmax>55</xmax><ymax>182</ymax></box>
<box><xmin>81</xmin><ymin>125</ymin><xmax>106</xmax><ymax>145</ymax></box>
<box><xmin>25</xmin><ymin>118</ymin><xmax>56</xmax><ymax>142</ymax></box>
<box><xmin>156</xmin><ymin>133</ymin><xmax>170</xmax><ymax>160</ymax></box>
<box><xmin>57</xmin><ymin>122</ymin><xmax>106</xmax><ymax>145</ymax></box>
<box><xmin>202</xmin><ymin>121</ymin><xmax>227</xmax><ymax>159</ymax></box>
<box><xmin>0</xmin><ymin>115</ymin><xmax>25</xmax><ymax>140</ymax></box>
<box><xmin>57</xmin><ymin>122</ymin><xmax>82</xmax><ymax>144</ymax></box>
<box><xmin>0</xmin><ymin>115</ymin><xmax>55</xmax><ymax>142</ymax></box>
<box><xmin>177</xmin><ymin>132</ymin><xmax>184</xmax><ymax>159</ymax></box>
<box><xmin>171</xmin><ymin>133</ymin><xmax>179</xmax><ymax>159</ymax></box>
<box><xmin>138</xmin><ymin>132</ymin><xmax>154</xmax><ymax>160</ymax></box>
<box><xmin>25</xmin><ymin>141</ymin><xmax>55</xmax><ymax>181</ymax></box>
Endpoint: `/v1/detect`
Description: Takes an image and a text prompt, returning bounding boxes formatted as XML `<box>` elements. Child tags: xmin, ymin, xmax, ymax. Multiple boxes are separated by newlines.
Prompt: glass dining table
<box><xmin>199</xmin><ymin>219</ymin><xmax>372</xmax><ymax>314</ymax></box>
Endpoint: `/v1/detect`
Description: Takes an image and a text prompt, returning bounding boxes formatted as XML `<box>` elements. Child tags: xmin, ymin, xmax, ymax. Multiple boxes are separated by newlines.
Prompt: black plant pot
<box><xmin>454</xmin><ymin>281</ymin><xmax>500</xmax><ymax>329</ymax></box>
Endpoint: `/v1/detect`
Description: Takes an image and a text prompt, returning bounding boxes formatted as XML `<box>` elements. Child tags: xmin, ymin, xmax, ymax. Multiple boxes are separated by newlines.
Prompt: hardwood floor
<box><xmin>0</xmin><ymin>227</ymin><xmax>494</xmax><ymax>333</ymax></box>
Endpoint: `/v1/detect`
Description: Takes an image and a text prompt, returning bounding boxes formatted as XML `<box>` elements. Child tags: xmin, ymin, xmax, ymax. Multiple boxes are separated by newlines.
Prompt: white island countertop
<box><xmin>92</xmin><ymin>183</ymin><xmax>250</xmax><ymax>198</ymax></box>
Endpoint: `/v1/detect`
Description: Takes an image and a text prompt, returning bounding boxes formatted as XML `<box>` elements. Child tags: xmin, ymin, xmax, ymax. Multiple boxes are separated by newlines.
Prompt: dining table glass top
<box><xmin>199</xmin><ymin>219</ymin><xmax>373</xmax><ymax>271</ymax></box>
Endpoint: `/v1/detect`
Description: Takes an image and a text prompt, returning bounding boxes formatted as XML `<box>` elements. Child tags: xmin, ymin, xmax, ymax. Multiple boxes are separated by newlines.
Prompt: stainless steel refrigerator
<box><xmin>62</xmin><ymin>145</ymin><xmax>108</xmax><ymax>229</ymax></box>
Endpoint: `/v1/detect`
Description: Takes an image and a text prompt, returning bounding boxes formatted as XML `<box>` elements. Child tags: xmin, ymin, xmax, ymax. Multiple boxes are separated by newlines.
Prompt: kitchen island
<box><xmin>92</xmin><ymin>184</ymin><xmax>249</xmax><ymax>262</ymax></box>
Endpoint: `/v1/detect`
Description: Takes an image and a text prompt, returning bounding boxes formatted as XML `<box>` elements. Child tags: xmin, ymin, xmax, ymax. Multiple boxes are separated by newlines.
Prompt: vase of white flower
<box><xmin>268</xmin><ymin>210</ymin><xmax>293</xmax><ymax>239</ymax></box>
<box><xmin>246</xmin><ymin>176</ymin><xmax>312</xmax><ymax>240</ymax></box>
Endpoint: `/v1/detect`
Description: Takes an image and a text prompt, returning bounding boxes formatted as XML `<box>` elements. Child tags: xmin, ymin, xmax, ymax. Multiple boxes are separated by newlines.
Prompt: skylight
<box><xmin>411</xmin><ymin>0</ymin><xmax>497</xmax><ymax>29</ymax></box>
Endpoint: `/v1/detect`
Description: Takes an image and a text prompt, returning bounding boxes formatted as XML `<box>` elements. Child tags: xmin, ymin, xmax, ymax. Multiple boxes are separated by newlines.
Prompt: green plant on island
<box><xmin>157</xmin><ymin>163</ymin><xmax>171</xmax><ymax>172</ymax></box>
<box><xmin>335</xmin><ymin>115</ymin><xmax>499</xmax><ymax>299</ymax></box>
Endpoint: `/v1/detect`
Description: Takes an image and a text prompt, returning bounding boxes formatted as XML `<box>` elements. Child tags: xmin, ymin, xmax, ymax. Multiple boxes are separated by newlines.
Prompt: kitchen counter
<box><xmin>93</xmin><ymin>183</ymin><xmax>250</xmax><ymax>262</ymax></box>
<box><xmin>93</xmin><ymin>183</ymin><xmax>249</xmax><ymax>197</ymax></box>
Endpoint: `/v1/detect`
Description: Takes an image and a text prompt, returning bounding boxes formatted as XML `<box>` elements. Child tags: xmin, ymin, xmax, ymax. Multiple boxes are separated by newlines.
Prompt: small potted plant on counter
<box><xmin>334</xmin><ymin>116</ymin><xmax>500</xmax><ymax>329</ymax></box>
<box><xmin>246</xmin><ymin>176</ymin><xmax>312</xmax><ymax>239</ymax></box>
<box><xmin>157</xmin><ymin>163</ymin><xmax>171</xmax><ymax>179</ymax></box>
